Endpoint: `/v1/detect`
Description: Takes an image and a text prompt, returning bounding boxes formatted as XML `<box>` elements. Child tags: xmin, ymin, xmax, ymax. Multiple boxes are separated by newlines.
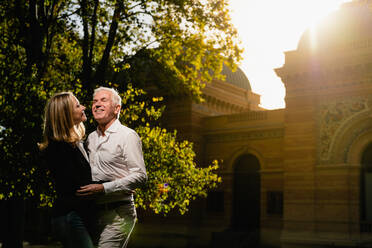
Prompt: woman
<box><xmin>39</xmin><ymin>92</ymin><xmax>94</xmax><ymax>248</ymax></box>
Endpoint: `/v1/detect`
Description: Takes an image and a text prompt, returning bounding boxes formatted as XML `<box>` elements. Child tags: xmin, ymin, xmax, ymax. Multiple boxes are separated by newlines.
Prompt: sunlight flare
<box><xmin>228</xmin><ymin>0</ymin><xmax>352</xmax><ymax>109</ymax></box>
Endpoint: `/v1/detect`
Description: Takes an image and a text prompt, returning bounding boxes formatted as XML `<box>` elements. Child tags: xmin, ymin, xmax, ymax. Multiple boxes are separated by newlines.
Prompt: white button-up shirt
<box><xmin>87</xmin><ymin>119</ymin><xmax>147</xmax><ymax>203</ymax></box>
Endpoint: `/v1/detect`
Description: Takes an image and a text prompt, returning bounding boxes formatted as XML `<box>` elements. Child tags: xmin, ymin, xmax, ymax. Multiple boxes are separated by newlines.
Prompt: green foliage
<box><xmin>0</xmin><ymin>0</ymin><xmax>241</xmax><ymax>214</ymax></box>
<box><xmin>137</xmin><ymin>126</ymin><xmax>221</xmax><ymax>215</ymax></box>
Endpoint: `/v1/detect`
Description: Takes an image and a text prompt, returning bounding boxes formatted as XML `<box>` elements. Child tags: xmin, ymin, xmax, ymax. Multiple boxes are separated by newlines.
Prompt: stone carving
<box><xmin>318</xmin><ymin>96</ymin><xmax>372</xmax><ymax>161</ymax></box>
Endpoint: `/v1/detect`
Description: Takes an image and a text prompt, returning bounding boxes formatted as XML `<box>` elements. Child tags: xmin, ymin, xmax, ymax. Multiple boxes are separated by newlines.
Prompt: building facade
<box><xmin>133</xmin><ymin>1</ymin><xmax>372</xmax><ymax>247</ymax></box>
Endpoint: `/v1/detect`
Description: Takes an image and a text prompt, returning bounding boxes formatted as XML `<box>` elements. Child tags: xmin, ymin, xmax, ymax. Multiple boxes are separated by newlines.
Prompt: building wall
<box><xmin>139</xmin><ymin>80</ymin><xmax>284</xmax><ymax>247</ymax></box>
<box><xmin>137</xmin><ymin>4</ymin><xmax>372</xmax><ymax>246</ymax></box>
<box><xmin>276</xmin><ymin>16</ymin><xmax>372</xmax><ymax>245</ymax></box>
<box><xmin>202</xmin><ymin>110</ymin><xmax>285</xmax><ymax>247</ymax></box>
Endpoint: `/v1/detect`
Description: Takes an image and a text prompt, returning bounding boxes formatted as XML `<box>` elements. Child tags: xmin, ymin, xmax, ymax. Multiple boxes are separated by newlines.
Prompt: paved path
<box><xmin>0</xmin><ymin>242</ymin><xmax>62</xmax><ymax>248</ymax></box>
<box><xmin>24</xmin><ymin>243</ymin><xmax>62</xmax><ymax>248</ymax></box>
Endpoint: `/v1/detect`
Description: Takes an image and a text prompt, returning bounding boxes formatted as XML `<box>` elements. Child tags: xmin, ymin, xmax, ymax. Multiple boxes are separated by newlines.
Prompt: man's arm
<box><xmin>103</xmin><ymin>131</ymin><xmax>147</xmax><ymax>194</ymax></box>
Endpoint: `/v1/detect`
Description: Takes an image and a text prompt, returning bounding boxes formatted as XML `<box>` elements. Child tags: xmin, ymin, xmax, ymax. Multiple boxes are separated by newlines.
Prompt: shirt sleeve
<box><xmin>103</xmin><ymin>131</ymin><xmax>147</xmax><ymax>194</ymax></box>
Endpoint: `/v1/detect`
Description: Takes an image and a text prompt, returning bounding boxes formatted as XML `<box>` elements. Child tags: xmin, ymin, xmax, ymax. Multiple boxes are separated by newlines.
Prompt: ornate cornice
<box><xmin>315</xmin><ymin>163</ymin><xmax>360</xmax><ymax>170</ymax></box>
<box><xmin>286</xmin><ymin>80</ymin><xmax>370</xmax><ymax>96</ymax></box>
<box><xmin>204</xmin><ymin>128</ymin><xmax>284</xmax><ymax>143</ymax></box>
<box><xmin>227</xmin><ymin>111</ymin><xmax>268</xmax><ymax>122</ymax></box>
<box><xmin>279</xmin><ymin>61</ymin><xmax>372</xmax><ymax>90</ymax></box>
<box><xmin>197</xmin><ymin>94</ymin><xmax>247</xmax><ymax>115</ymax></box>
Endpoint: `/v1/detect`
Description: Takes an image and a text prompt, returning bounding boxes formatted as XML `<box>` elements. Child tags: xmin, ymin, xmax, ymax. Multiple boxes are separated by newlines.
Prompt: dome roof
<box><xmin>297</xmin><ymin>1</ymin><xmax>372</xmax><ymax>52</ymax></box>
<box><xmin>221</xmin><ymin>65</ymin><xmax>251</xmax><ymax>91</ymax></box>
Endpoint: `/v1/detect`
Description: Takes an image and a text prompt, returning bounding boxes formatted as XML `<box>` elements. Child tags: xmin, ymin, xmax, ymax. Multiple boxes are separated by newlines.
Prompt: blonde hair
<box><xmin>39</xmin><ymin>92</ymin><xmax>85</xmax><ymax>150</ymax></box>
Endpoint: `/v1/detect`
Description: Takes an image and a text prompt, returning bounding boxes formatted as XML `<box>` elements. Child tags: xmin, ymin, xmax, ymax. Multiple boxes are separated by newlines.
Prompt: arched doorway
<box><xmin>232</xmin><ymin>154</ymin><xmax>260</xmax><ymax>232</ymax></box>
<box><xmin>361</xmin><ymin>142</ymin><xmax>372</xmax><ymax>230</ymax></box>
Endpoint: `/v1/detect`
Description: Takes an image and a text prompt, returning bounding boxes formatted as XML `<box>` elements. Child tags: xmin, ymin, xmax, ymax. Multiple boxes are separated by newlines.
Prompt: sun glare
<box><xmin>227</xmin><ymin>0</ymin><xmax>352</xmax><ymax>109</ymax></box>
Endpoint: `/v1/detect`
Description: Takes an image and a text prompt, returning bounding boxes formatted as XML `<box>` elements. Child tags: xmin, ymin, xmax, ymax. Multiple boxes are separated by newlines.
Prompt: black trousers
<box><xmin>0</xmin><ymin>199</ymin><xmax>25</xmax><ymax>248</ymax></box>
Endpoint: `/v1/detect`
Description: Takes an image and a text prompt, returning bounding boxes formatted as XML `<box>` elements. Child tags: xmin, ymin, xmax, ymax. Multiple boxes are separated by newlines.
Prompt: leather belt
<box><xmin>92</xmin><ymin>180</ymin><xmax>109</xmax><ymax>184</ymax></box>
<box><xmin>96</xmin><ymin>201</ymin><xmax>130</xmax><ymax>211</ymax></box>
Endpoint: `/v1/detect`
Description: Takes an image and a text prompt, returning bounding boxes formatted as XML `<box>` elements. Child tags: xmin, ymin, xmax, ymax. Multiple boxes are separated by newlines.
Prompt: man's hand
<box><xmin>76</xmin><ymin>184</ymin><xmax>104</xmax><ymax>196</ymax></box>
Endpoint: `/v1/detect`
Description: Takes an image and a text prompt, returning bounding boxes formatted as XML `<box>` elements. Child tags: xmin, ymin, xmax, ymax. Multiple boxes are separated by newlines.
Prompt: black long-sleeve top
<box><xmin>44</xmin><ymin>140</ymin><xmax>93</xmax><ymax>217</ymax></box>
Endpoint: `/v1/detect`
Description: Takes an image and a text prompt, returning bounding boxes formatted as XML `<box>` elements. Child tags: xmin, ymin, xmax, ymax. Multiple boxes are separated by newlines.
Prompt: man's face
<box><xmin>92</xmin><ymin>90</ymin><xmax>120</xmax><ymax>125</ymax></box>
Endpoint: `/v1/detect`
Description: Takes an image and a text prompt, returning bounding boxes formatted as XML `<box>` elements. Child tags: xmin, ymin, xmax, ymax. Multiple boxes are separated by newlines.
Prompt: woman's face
<box><xmin>72</xmin><ymin>96</ymin><xmax>87</xmax><ymax>124</ymax></box>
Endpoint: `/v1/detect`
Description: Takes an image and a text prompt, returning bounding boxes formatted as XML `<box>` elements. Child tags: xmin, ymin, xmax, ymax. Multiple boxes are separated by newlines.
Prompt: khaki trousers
<box><xmin>96</xmin><ymin>202</ymin><xmax>137</xmax><ymax>248</ymax></box>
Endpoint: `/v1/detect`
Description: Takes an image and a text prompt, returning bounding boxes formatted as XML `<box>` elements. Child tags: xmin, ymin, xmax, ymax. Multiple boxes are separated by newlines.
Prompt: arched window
<box><xmin>361</xmin><ymin>142</ymin><xmax>372</xmax><ymax>231</ymax></box>
<box><xmin>232</xmin><ymin>154</ymin><xmax>260</xmax><ymax>232</ymax></box>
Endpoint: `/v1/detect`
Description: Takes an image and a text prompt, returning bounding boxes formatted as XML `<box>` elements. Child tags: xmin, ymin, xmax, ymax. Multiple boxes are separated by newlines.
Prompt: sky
<box><xmin>227</xmin><ymin>0</ymin><xmax>352</xmax><ymax>109</ymax></box>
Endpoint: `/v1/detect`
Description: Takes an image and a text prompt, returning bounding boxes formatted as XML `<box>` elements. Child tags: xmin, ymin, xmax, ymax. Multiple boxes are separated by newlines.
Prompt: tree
<box><xmin>0</xmin><ymin>0</ymin><xmax>241</xmax><ymax>216</ymax></box>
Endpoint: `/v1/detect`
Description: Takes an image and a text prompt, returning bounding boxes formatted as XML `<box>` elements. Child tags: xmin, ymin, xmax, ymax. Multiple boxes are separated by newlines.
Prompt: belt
<box><xmin>92</xmin><ymin>180</ymin><xmax>109</xmax><ymax>184</ymax></box>
<box><xmin>96</xmin><ymin>201</ymin><xmax>131</xmax><ymax>211</ymax></box>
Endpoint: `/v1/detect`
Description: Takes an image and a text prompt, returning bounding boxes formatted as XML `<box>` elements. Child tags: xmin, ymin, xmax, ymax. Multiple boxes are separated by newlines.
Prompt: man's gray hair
<box><xmin>93</xmin><ymin>87</ymin><xmax>122</xmax><ymax>118</ymax></box>
<box><xmin>94</xmin><ymin>87</ymin><xmax>122</xmax><ymax>107</ymax></box>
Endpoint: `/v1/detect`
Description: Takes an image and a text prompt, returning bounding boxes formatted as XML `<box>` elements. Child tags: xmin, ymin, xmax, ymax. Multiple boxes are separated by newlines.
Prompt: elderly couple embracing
<box><xmin>39</xmin><ymin>87</ymin><xmax>147</xmax><ymax>248</ymax></box>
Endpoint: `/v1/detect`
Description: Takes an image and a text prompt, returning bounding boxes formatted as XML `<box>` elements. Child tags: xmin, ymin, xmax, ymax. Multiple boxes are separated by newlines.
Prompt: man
<box><xmin>77</xmin><ymin>87</ymin><xmax>147</xmax><ymax>248</ymax></box>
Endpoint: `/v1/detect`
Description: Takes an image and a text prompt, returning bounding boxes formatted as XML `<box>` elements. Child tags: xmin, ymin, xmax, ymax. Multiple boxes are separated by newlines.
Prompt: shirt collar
<box><xmin>97</xmin><ymin>119</ymin><xmax>120</xmax><ymax>136</ymax></box>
